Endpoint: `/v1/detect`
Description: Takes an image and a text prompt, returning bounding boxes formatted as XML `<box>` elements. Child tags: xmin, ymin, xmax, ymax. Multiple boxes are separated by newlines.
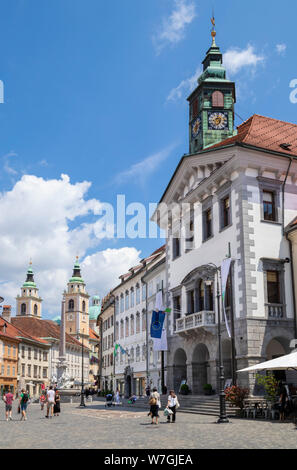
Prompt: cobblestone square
<box><xmin>1</xmin><ymin>401</ymin><xmax>297</xmax><ymax>449</ymax></box>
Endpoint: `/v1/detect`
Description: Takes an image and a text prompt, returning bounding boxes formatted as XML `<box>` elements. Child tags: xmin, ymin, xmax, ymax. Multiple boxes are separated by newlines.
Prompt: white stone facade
<box><xmin>154</xmin><ymin>145</ymin><xmax>297</xmax><ymax>395</ymax></box>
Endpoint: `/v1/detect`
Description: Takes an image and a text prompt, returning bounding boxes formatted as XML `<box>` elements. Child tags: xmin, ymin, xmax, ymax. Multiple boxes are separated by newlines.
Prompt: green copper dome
<box><xmin>89</xmin><ymin>295</ymin><xmax>101</xmax><ymax>320</ymax></box>
<box><xmin>69</xmin><ymin>258</ymin><xmax>84</xmax><ymax>284</ymax></box>
<box><xmin>23</xmin><ymin>264</ymin><xmax>37</xmax><ymax>288</ymax></box>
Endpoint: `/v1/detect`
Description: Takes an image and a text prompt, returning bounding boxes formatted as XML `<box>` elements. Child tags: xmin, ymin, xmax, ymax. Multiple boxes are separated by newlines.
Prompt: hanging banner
<box><xmin>221</xmin><ymin>258</ymin><xmax>232</xmax><ymax>338</ymax></box>
<box><xmin>153</xmin><ymin>328</ymin><xmax>168</xmax><ymax>351</ymax></box>
<box><xmin>150</xmin><ymin>310</ymin><xmax>166</xmax><ymax>339</ymax></box>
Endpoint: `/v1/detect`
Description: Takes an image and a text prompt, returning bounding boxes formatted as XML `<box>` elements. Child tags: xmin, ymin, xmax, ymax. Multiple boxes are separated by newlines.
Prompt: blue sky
<box><xmin>0</xmin><ymin>0</ymin><xmax>296</xmax><ymax>316</ymax></box>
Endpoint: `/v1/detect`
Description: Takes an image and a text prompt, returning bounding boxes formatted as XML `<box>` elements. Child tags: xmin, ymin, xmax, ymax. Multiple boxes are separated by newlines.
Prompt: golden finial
<box><xmin>211</xmin><ymin>12</ymin><xmax>216</xmax><ymax>46</ymax></box>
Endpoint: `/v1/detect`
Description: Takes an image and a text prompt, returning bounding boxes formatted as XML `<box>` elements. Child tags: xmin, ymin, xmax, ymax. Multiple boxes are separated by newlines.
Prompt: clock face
<box><xmin>208</xmin><ymin>112</ymin><xmax>228</xmax><ymax>130</ymax></box>
<box><xmin>191</xmin><ymin>117</ymin><xmax>201</xmax><ymax>138</ymax></box>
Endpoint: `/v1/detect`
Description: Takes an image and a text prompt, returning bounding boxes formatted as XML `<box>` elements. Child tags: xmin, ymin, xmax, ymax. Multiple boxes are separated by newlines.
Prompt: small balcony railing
<box><xmin>267</xmin><ymin>304</ymin><xmax>284</xmax><ymax>318</ymax></box>
<box><xmin>175</xmin><ymin>311</ymin><xmax>216</xmax><ymax>333</ymax></box>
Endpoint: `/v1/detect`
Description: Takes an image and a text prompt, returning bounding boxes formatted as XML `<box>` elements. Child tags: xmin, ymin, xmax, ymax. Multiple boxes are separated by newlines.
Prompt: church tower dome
<box><xmin>187</xmin><ymin>16</ymin><xmax>236</xmax><ymax>153</ymax></box>
<box><xmin>16</xmin><ymin>261</ymin><xmax>43</xmax><ymax>317</ymax></box>
<box><xmin>64</xmin><ymin>257</ymin><xmax>90</xmax><ymax>346</ymax></box>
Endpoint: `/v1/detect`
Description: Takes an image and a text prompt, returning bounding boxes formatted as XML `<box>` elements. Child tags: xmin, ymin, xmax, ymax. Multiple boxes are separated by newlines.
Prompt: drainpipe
<box><xmin>282</xmin><ymin>157</ymin><xmax>297</xmax><ymax>337</ymax></box>
<box><xmin>282</xmin><ymin>157</ymin><xmax>292</xmax><ymax>236</ymax></box>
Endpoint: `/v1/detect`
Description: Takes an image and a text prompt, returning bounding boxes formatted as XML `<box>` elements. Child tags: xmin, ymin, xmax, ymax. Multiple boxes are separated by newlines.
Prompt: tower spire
<box><xmin>211</xmin><ymin>12</ymin><xmax>216</xmax><ymax>46</ymax></box>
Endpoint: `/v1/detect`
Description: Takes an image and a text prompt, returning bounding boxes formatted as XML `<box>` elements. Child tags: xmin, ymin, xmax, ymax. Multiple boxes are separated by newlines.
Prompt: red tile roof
<box><xmin>11</xmin><ymin>316</ymin><xmax>84</xmax><ymax>348</ymax></box>
<box><xmin>0</xmin><ymin>316</ymin><xmax>49</xmax><ymax>345</ymax></box>
<box><xmin>119</xmin><ymin>245</ymin><xmax>166</xmax><ymax>282</ymax></box>
<box><xmin>206</xmin><ymin>114</ymin><xmax>297</xmax><ymax>157</ymax></box>
<box><xmin>89</xmin><ymin>328</ymin><xmax>99</xmax><ymax>341</ymax></box>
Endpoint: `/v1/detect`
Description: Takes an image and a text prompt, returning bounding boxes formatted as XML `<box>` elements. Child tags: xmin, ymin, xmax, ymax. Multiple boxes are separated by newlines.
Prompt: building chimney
<box><xmin>2</xmin><ymin>305</ymin><xmax>11</xmax><ymax>323</ymax></box>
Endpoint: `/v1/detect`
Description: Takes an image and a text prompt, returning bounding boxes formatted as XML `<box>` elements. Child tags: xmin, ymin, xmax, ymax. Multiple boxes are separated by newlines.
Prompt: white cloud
<box><xmin>223</xmin><ymin>45</ymin><xmax>265</xmax><ymax>75</ymax></box>
<box><xmin>0</xmin><ymin>174</ymin><xmax>141</xmax><ymax>317</ymax></box>
<box><xmin>153</xmin><ymin>0</ymin><xmax>196</xmax><ymax>54</ymax></box>
<box><xmin>167</xmin><ymin>67</ymin><xmax>202</xmax><ymax>101</ymax></box>
<box><xmin>82</xmin><ymin>247</ymin><xmax>141</xmax><ymax>295</ymax></box>
<box><xmin>114</xmin><ymin>144</ymin><xmax>177</xmax><ymax>185</ymax></box>
<box><xmin>2</xmin><ymin>151</ymin><xmax>18</xmax><ymax>176</ymax></box>
<box><xmin>276</xmin><ymin>43</ymin><xmax>287</xmax><ymax>55</ymax></box>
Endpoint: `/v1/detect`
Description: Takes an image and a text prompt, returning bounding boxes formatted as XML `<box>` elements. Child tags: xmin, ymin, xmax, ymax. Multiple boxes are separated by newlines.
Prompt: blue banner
<box><xmin>150</xmin><ymin>310</ymin><xmax>165</xmax><ymax>339</ymax></box>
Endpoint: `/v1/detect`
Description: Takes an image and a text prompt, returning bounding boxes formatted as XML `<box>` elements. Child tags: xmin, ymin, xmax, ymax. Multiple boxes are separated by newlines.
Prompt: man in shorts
<box><xmin>3</xmin><ymin>390</ymin><xmax>14</xmax><ymax>421</ymax></box>
<box><xmin>46</xmin><ymin>385</ymin><xmax>56</xmax><ymax>418</ymax></box>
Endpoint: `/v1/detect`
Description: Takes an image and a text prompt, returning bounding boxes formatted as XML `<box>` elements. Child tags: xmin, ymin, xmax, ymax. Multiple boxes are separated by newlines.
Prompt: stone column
<box><xmin>186</xmin><ymin>361</ymin><xmax>193</xmax><ymax>392</ymax></box>
<box><xmin>57</xmin><ymin>299</ymin><xmax>67</xmax><ymax>385</ymax></box>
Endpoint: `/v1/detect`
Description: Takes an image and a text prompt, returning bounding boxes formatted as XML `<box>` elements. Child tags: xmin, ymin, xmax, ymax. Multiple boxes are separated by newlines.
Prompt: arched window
<box><xmin>125</xmin><ymin>317</ymin><xmax>129</xmax><ymax>337</ymax></box>
<box><xmin>205</xmin><ymin>283</ymin><xmax>214</xmax><ymax>311</ymax></box>
<box><xmin>34</xmin><ymin>304</ymin><xmax>38</xmax><ymax>316</ymax></box>
<box><xmin>82</xmin><ymin>300</ymin><xmax>86</xmax><ymax>312</ymax></box>
<box><xmin>120</xmin><ymin>320</ymin><xmax>124</xmax><ymax>338</ymax></box>
<box><xmin>130</xmin><ymin>315</ymin><xmax>134</xmax><ymax>335</ymax></box>
<box><xmin>21</xmin><ymin>303</ymin><xmax>26</xmax><ymax>314</ymax></box>
<box><xmin>69</xmin><ymin>299</ymin><xmax>74</xmax><ymax>311</ymax></box>
<box><xmin>136</xmin><ymin>312</ymin><xmax>140</xmax><ymax>334</ymax></box>
<box><xmin>142</xmin><ymin>310</ymin><xmax>146</xmax><ymax>331</ymax></box>
<box><xmin>212</xmin><ymin>90</ymin><xmax>224</xmax><ymax>108</ymax></box>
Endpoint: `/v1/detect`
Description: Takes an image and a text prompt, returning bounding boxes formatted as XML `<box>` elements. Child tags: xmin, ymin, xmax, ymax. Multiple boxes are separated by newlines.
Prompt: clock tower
<box><xmin>187</xmin><ymin>18</ymin><xmax>236</xmax><ymax>153</ymax></box>
<box><xmin>64</xmin><ymin>257</ymin><xmax>90</xmax><ymax>348</ymax></box>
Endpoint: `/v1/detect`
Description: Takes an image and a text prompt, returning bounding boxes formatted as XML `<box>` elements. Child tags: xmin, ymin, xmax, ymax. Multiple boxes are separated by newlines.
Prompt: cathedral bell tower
<box><xmin>64</xmin><ymin>257</ymin><xmax>90</xmax><ymax>348</ymax></box>
<box><xmin>16</xmin><ymin>262</ymin><xmax>42</xmax><ymax>317</ymax></box>
<box><xmin>187</xmin><ymin>17</ymin><xmax>236</xmax><ymax>153</ymax></box>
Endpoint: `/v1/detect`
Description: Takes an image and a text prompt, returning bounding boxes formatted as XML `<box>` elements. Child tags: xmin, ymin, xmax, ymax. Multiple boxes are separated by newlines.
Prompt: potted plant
<box><xmin>180</xmin><ymin>383</ymin><xmax>190</xmax><ymax>395</ymax></box>
<box><xmin>225</xmin><ymin>385</ymin><xmax>249</xmax><ymax>416</ymax></box>
<box><xmin>255</xmin><ymin>373</ymin><xmax>279</xmax><ymax>403</ymax></box>
<box><xmin>203</xmin><ymin>384</ymin><xmax>213</xmax><ymax>395</ymax></box>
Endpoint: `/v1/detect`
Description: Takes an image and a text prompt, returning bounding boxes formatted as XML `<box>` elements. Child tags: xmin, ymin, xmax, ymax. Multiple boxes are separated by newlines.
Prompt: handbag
<box><xmin>149</xmin><ymin>397</ymin><xmax>157</xmax><ymax>406</ymax></box>
<box><xmin>176</xmin><ymin>399</ymin><xmax>180</xmax><ymax>409</ymax></box>
<box><xmin>164</xmin><ymin>407</ymin><xmax>173</xmax><ymax>416</ymax></box>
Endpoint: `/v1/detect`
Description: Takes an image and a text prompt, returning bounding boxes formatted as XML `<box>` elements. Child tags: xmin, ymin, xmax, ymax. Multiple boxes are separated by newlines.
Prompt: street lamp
<box><xmin>202</xmin><ymin>263</ymin><xmax>229</xmax><ymax>424</ymax></box>
<box><xmin>76</xmin><ymin>332</ymin><xmax>86</xmax><ymax>407</ymax></box>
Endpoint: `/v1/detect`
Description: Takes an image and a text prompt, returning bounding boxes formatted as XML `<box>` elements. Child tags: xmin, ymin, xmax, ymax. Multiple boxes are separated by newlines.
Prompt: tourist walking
<box><xmin>40</xmin><ymin>393</ymin><xmax>46</xmax><ymax>411</ymax></box>
<box><xmin>149</xmin><ymin>387</ymin><xmax>161</xmax><ymax>425</ymax></box>
<box><xmin>53</xmin><ymin>390</ymin><xmax>61</xmax><ymax>416</ymax></box>
<box><xmin>19</xmin><ymin>389</ymin><xmax>30</xmax><ymax>421</ymax></box>
<box><xmin>166</xmin><ymin>390</ymin><xmax>179</xmax><ymax>423</ymax></box>
<box><xmin>46</xmin><ymin>385</ymin><xmax>56</xmax><ymax>418</ymax></box>
<box><xmin>3</xmin><ymin>390</ymin><xmax>14</xmax><ymax>421</ymax></box>
<box><xmin>115</xmin><ymin>389</ymin><xmax>121</xmax><ymax>405</ymax></box>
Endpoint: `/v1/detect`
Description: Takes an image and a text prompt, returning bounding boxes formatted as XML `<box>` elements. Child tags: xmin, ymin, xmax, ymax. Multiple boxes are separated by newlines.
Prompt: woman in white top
<box><xmin>167</xmin><ymin>390</ymin><xmax>179</xmax><ymax>423</ymax></box>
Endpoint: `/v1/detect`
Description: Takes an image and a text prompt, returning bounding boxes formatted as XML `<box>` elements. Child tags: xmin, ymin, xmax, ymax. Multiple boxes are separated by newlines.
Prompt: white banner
<box><xmin>221</xmin><ymin>258</ymin><xmax>232</xmax><ymax>338</ymax></box>
<box><xmin>153</xmin><ymin>328</ymin><xmax>168</xmax><ymax>351</ymax></box>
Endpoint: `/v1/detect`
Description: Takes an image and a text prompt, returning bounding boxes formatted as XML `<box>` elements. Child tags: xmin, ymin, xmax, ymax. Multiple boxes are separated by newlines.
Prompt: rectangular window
<box><xmin>172</xmin><ymin>236</ymin><xmax>181</xmax><ymax>259</ymax></box>
<box><xmin>125</xmin><ymin>292</ymin><xmax>129</xmax><ymax>310</ymax></box>
<box><xmin>12</xmin><ymin>367</ymin><xmax>15</xmax><ymax>376</ymax></box>
<box><xmin>203</xmin><ymin>208</ymin><xmax>212</xmax><ymax>240</ymax></box>
<box><xmin>267</xmin><ymin>271</ymin><xmax>280</xmax><ymax>304</ymax></box>
<box><xmin>186</xmin><ymin>219</ymin><xmax>194</xmax><ymax>250</ymax></box>
<box><xmin>142</xmin><ymin>284</ymin><xmax>146</xmax><ymax>301</ymax></box>
<box><xmin>43</xmin><ymin>368</ymin><xmax>47</xmax><ymax>378</ymax></box>
<box><xmin>22</xmin><ymin>364</ymin><xmax>25</xmax><ymax>376</ymax></box>
<box><xmin>221</xmin><ymin>196</ymin><xmax>230</xmax><ymax>228</ymax></box>
<box><xmin>34</xmin><ymin>365</ymin><xmax>38</xmax><ymax>378</ymax></box>
<box><xmin>34</xmin><ymin>349</ymin><xmax>38</xmax><ymax>360</ymax></box>
<box><xmin>173</xmin><ymin>295</ymin><xmax>181</xmax><ymax>323</ymax></box>
<box><xmin>28</xmin><ymin>365</ymin><xmax>31</xmax><ymax>376</ymax></box>
<box><xmin>7</xmin><ymin>366</ymin><xmax>10</xmax><ymax>376</ymax></box>
<box><xmin>136</xmin><ymin>286</ymin><xmax>140</xmax><ymax>304</ymax></box>
<box><xmin>28</xmin><ymin>348</ymin><xmax>31</xmax><ymax>360</ymax></box>
<box><xmin>43</xmin><ymin>352</ymin><xmax>48</xmax><ymax>361</ymax></box>
<box><xmin>263</xmin><ymin>191</ymin><xmax>276</xmax><ymax>221</ymax></box>
<box><xmin>120</xmin><ymin>296</ymin><xmax>124</xmax><ymax>313</ymax></box>
<box><xmin>187</xmin><ymin>290</ymin><xmax>195</xmax><ymax>315</ymax></box>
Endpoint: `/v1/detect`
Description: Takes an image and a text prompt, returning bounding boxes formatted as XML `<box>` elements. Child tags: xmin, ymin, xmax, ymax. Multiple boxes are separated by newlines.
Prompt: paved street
<box><xmin>0</xmin><ymin>400</ymin><xmax>297</xmax><ymax>449</ymax></box>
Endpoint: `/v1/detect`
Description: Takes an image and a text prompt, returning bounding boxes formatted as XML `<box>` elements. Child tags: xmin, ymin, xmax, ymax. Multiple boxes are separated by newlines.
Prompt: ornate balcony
<box><xmin>267</xmin><ymin>303</ymin><xmax>284</xmax><ymax>318</ymax></box>
<box><xmin>175</xmin><ymin>311</ymin><xmax>216</xmax><ymax>336</ymax></box>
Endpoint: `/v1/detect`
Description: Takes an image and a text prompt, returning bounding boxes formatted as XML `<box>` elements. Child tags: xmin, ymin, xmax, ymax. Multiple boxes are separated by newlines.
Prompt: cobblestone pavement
<box><xmin>0</xmin><ymin>400</ymin><xmax>297</xmax><ymax>449</ymax></box>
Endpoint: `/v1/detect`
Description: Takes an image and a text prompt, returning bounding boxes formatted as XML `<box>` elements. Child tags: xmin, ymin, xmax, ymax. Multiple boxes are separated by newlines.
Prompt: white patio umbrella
<box><xmin>237</xmin><ymin>350</ymin><xmax>297</xmax><ymax>372</ymax></box>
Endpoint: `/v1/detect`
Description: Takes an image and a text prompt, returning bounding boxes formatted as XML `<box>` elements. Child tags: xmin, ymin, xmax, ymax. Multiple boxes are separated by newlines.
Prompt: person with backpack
<box><xmin>19</xmin><ymin>389</ymin><xmax>30</xmax><ymax>421</ymax></box>
<box><xmin>149</xmin><ymin>387</ymin><xmax>161</xmax><ymax>425</ymax></box>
